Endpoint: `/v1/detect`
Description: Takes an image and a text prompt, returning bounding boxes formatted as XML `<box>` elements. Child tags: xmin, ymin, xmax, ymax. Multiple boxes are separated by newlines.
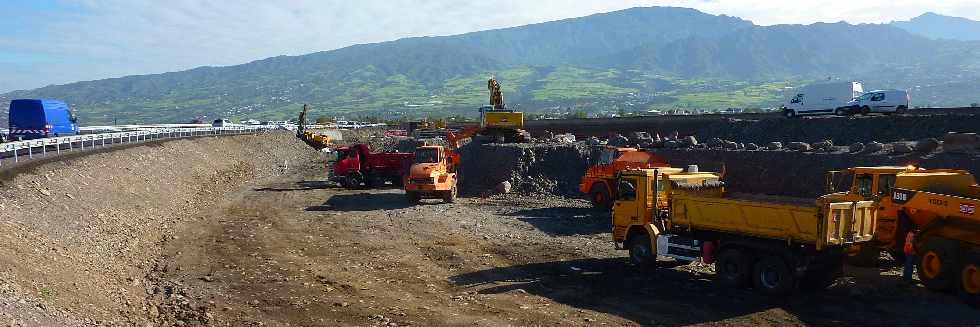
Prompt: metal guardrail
<box><xmin>0</xmin><ymin>125</ymin><xmax>275</xmax><ymax>167</ymax></box>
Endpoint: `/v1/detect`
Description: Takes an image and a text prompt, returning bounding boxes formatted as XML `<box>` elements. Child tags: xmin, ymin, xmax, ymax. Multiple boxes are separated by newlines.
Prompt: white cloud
<box><xmin>1</xmin><ymin>0</ymin><xmax>978</xmax><ymax>92</ymax></box>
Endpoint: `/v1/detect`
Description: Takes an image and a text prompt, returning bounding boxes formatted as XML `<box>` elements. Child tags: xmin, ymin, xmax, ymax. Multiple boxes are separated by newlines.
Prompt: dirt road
<box><xmin>152</xmin><ymin>166</ymin><xmax>980</xmax><ymax>326</ymax></box>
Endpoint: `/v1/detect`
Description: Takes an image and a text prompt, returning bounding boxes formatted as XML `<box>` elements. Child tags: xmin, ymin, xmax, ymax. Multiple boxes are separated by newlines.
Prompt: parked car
<box><xmin>844</xmin><ymin>89</ymin><xmax>910</xmax><ymax>115</ymax></box>
<box><xmin>8</xmin><ymin>99</ymin><xmax>79</xmax><ymax>140</ymax></box>
<box><xmin>781</xmin><ymin>81</ymin><xmax>864</xmax><ymax>117</ymax></box>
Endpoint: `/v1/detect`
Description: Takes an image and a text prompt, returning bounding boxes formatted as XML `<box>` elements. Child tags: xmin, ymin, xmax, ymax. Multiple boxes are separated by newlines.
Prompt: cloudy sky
<box><xmin>1</xmin><ymin>0</ymin><xmax>978</xmax><ymax>93</ymax></box>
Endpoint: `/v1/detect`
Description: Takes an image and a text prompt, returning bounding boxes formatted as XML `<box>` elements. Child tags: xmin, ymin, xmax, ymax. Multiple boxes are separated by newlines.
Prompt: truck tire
<box><xmin>628</xmin><ymin>233</ymin><xmax>656</xmax><ymax>269</ymax></box>
<box><xmin>406</xmin><ymin>191</ymin><xmax>421</xmax><ymax>204</ymax></box>
<box><xmin>783</xmin><ymin>110</ymin><xmax>797</xmax><ymax>118</ymax></box>
<box><xmin>715</xmin><ymin>248</ymin><xmax>752</xmax><ymax>288</ymax></box>
<box><xmin>918</xmin><ymin>238</ymin><xmax>962</xmax><ymax>291</ymax></box>
<box><xmin>958</xmin><ymin>251</ymin><xmax>980</xmax><ymax>308</ymax></box>
<box><xmin>896</xmin><ymin>105</ymin><xmax>908</xmax><ymax>114</ymax></box>
<box><xmin>443</xmin><ymin>186</ymin><xmax>457</xmax><ymax>203</ymax></box>
<box><xmin>588</xmin><ymin>183</ymin><xmax>612</xmax><ymax>210</ymax></box>
<box><xmin>344</xmin><ymin>173</ymin><xmax>363</xmax><ymax>189</ymax></box>
<box><xmin>861</xmin><ymin>106</ymin><xmax>871</xmax><ymax>115</ymax></box>
<box><xmin>753</xmin><ymin>255</ymin><xmax>796</xmax><ymax>295</ymax></box>
<box><xmin>846</xmin><ymin>243</ymin><xmax>880</xmax><ymax>267</ymax></box>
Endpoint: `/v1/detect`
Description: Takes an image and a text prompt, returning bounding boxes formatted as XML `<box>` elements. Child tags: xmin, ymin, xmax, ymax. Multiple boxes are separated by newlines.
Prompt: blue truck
<box><xmin>7</xmin><ymin>99</ymin><xmax>79</xmax><ymax>140</ymax></box>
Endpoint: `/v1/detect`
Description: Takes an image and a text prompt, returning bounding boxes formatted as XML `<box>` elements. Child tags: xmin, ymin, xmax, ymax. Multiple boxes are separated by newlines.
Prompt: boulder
<box><xmin>865</xmin><ymin>141</ymin><xmax>885</xmax><ymax>153</ymax></box>
<box><xmin>707</xmin><ymin>138</ymin><xmax>724</xmax><ymax>149</ymax></box>
<box><xmin>682</xmin><ymin>136</ymin><xmax>698</xmax><ymax>147</ymax></box>
<box><xmin>586</xmin><ymin>137</ymin><xmax>603</xmax><ymax>146</ymax></box>
<box><xmin>943</xmin><ymin>132</ymin><xmax>980</xmax><ymax>154</ymax></box>
<box><xmin>914</xmin><ymin>138</ymin><xmax>941</xmax><ymax>153</ymax></box>
<box><xmin>722</xmin><ymin>141</ymin><xmax>739</xmax><ymax>150</ymax></box>
<box><xmin>496</xmin><ymin>181</ymin><xmax>512</xmax><ymax>194</ymax></box>
<box><xmin>664</xmin><ymin>140</ymin><xmax>681</xmax><ymax>149</ymax></box>
<box><xmin>787</xmin><ymin>142</ymin><xmax>812</xmax><ymax>152</ymax></box>
<box><xmin>849</xmin><ymin>142</ymin><xmax>865</xmax><ymax>153</ymax></box>
<box><xmin>608</xmin><ymin>134</ymin><xmax>630</xmax><ymax>147</ymax></box>
<box><xmin>890</xmin><ymin>142</ymin><xmax>914</xmax><ymax>154</ymax></box>
<box><xmin>736</xmin><ymin>143</ymin><xmax>745</xmax><ymax>150</ymax></box>
<box><xmin>745</xmin><ymin>143</ymin><xmax>760</xmax><ymax>151</ymax></box>
<box><xmin>553</xmin><ymin>133</ymin><xmax>576</xmax><ymax>143</ymax></box>
<box><xmin>812</xmin><ymin>140</ymin><xmax>834</xmax><ymax>152</ymax></box>
<box><xmin>766</xmin><ymin>142</ymin><xmax>783</xmax><ymax>151</ymax></box>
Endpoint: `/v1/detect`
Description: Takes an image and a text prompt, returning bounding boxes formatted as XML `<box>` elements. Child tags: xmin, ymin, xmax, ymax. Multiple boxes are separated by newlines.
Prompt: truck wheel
<box><xmin>715</xmin><ymin>248</ymin><xmax>752</xmax><ymax>288</ymax></box>
<box><xmin>406</xmin><ymin>191</ymin><xmax>421</xmax><ymax>204</ymax></box>
<box><xmin>783</xmin><ymin>110</ymin><xmax>796</xmax><ymax>118</ymax></box>
<box><xmin>588</xmin><ymin>183</ymin><xmax>612</xmax><ymax>210</ymax></box>
<box><xmin>443</xmin><ymin>186</ymin><xmax>457</xmax><ymax>203</ymax></box>
<box><xmin>345</xmin><ymin>173</ymin><xmax>363</xmax><ymax>189</ymax></box>
<box><xmin>628</xmin><ymin>233</ymin><xmax>656</xmax><ymax>269</ymax></box>
<box><xmin>919</xmin><ymin>238</ymin><xmax>962</xmax><ymax>291</ymax></box>
<box><xmin>753</xmin><ymin>255</ymin><xmax>796</xmax><ymax>295</ymax></box>
<box><xmin>834</xmin><ymin>108</ymin><xmax>846</xmax><ymax>116</ymax></box>
<box><xmin>861</xmin><ymin>106</ymin><xmax>871</xmax><ymax>115</ymax></box>
<box><xmin>958</xmin><ymin>252</ymin><xmax>980</xmax><ymax>308</ymax></box>
<box><xmin>896</xmin><ymin>106</ymin><xmax>908</xmax><ymax>114</ymax></box>
<box><xmin>846</xmin><ymin>243</ymin><xmax>880</xmax><ymax>267</ymax></box>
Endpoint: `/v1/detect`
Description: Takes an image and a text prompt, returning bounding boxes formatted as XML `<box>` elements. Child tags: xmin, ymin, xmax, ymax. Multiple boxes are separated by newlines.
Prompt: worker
<box><xmin>903</xmin><ymin>229</ymin><xmax>917</xmax><ymax>284</ymax></box>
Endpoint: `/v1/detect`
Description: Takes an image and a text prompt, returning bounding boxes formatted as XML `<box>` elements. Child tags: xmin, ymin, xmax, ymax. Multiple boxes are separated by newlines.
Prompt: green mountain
<box><xmin>3</xmin><ymin>7</ymin><xmax>980</xmax><ymax>125</ymax></box>
<box><xmin>892</xmin><ymin>12</ymin><xmax>980</xmax><ymax>41</ymax></box>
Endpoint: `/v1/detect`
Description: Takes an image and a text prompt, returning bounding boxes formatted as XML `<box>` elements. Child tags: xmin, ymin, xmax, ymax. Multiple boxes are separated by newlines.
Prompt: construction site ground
<box><xmin>2</xmin><ymin>133</ymin><xmax>980</xmax><ymax>326</ymax></box>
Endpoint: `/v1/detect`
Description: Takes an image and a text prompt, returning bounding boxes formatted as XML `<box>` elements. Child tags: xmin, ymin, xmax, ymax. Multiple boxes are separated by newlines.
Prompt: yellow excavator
<box><xmin>477</xmin><ymin>76</ymin><xmax>529</xmax><ymax>143</ymax></box>
<box><xmin>296</xmin><ymin>104</ymin><xmax>332</xmax><ymax>150</ymax></box>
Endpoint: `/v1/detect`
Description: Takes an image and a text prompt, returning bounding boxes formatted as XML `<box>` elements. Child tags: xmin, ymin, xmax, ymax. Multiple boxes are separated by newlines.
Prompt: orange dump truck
<box><xmin>825</xmin><ymin>166</ymin><xmax>980</xmax><ymax>306</ymax></box>
<box><xmin>579</xmin><ymin>147</ymin><xmax>670</xmax><ymax>209</ymax></box>
<box><xmin>404</xmin><ymin>145</ymin><xmax>460</xmax><ymax>204</ymax></box>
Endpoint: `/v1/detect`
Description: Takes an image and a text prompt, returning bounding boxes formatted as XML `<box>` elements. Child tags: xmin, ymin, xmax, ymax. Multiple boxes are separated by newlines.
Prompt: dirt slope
<box><xmin>0</xmin><ymin>132</ymin><xmax>324</xmax><ymax>325</ymax></box>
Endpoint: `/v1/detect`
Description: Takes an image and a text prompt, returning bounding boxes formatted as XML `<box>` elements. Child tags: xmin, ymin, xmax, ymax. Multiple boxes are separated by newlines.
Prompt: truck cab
<box><xmin>579</xmin><ymin>147</ymin><xmax>672</xmax><ymax>209</ymax></box>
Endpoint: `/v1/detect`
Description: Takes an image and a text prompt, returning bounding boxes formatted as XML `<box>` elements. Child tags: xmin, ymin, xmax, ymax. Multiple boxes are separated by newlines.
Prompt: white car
<box><xmin>845</xmin><ymin>90</ymin><xmax>910</xmax><ymax>115</ymax></box>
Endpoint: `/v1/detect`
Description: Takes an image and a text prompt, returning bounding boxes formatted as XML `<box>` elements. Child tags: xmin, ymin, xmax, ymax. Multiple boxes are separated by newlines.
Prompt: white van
<box><xmin>845</xmin><ymin>89</ymin><xmax>910</xmax><ymax>115</ymax></box>
<box><xmin>782</xmin><ymin>81</ymin><xmax>864</xmax><ymax>117</ymax></box>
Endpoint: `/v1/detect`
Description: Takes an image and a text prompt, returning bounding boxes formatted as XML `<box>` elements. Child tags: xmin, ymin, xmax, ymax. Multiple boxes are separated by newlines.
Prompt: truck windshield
<box><xmin>855</xmin><ymin>174</ymin><xmax>874</xmax><ymax>198</ymax></box>
<box><xmin>415</xmin><ymin>148</ymin><xmax>439</xmax><ymax>163</ymax></box>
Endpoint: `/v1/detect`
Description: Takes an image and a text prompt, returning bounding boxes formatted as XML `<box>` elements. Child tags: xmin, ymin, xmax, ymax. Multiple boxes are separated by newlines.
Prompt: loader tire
<box><xmin>443</xmin><ymin>186</ymin><xmax>457</xmax><ymax>203</ymax></box>
<box><xmin>716</xmin><ymin>248</ymin><xmax>753</xmax><ymax>288</ymax></box>
<box><xmin>919</xmin><ymin>238</ymin><xmax>962</xmax><ymax>291</ymax></box>
<box><xmin>957</xmin><ymin>251</ymin><xmax>980</xmax><ymax>308</ymax></box>
<box><xmin>406</xmin><ymin>191</ymin><xmax>421</xmax><ymax>204</ymax></box>
<box><xmin>753</xmin><ymin>255</ymin><xmax>796</xmax><ymax>295</ymax></box>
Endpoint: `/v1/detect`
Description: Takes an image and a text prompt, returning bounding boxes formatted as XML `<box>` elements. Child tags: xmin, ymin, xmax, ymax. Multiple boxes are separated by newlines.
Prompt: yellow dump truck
<box><xmin>613</xmin><ymin>168</ymin><xmax>877</xmax><ymax>294</ymax></box>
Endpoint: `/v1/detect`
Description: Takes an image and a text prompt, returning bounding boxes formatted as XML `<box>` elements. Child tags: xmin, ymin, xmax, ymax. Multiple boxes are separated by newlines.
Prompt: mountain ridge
<box><xmin>3</xmin><ymin>6</ymin><xmax>980</xmax><ymax>124</ymax></box>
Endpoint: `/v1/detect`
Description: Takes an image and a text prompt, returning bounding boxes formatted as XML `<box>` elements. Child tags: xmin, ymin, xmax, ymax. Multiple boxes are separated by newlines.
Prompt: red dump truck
<box><xmin>331</xmin><ymin>144</ymin><xmax>413</xmax><ymax>189</ymax></box>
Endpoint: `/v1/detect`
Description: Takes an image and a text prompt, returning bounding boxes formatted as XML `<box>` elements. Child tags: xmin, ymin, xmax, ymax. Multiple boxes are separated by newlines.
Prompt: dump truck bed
<box><xmin>671</xmin><ymin>194</ymin><xmax>876</xmax><ymax>249</ymax></box>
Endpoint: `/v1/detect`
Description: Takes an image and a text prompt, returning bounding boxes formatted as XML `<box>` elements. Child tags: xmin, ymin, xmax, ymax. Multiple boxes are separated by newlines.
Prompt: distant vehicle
<box><xmin>844</xmin><ymin>89</ymin><xmax>910</xmax><ymax>115</ymax></box>
<box><xmin>212</xmin><ymin>119</ymin><xmax>238</xmax><ymax>127</ymax></box>
<box><xmin>781</xmin><ymin>81</ymin><xmax>864</xmax><ymax>118</ymax></box>
<box><xmin>336</xmin><ymin>121</ymin><xmax>363</xmax><ymax>129</ymax></box>
<box><xmin>8</xmin><ymin>99</ymin><xmax>79</xmax><ymax>140</ymax></box>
